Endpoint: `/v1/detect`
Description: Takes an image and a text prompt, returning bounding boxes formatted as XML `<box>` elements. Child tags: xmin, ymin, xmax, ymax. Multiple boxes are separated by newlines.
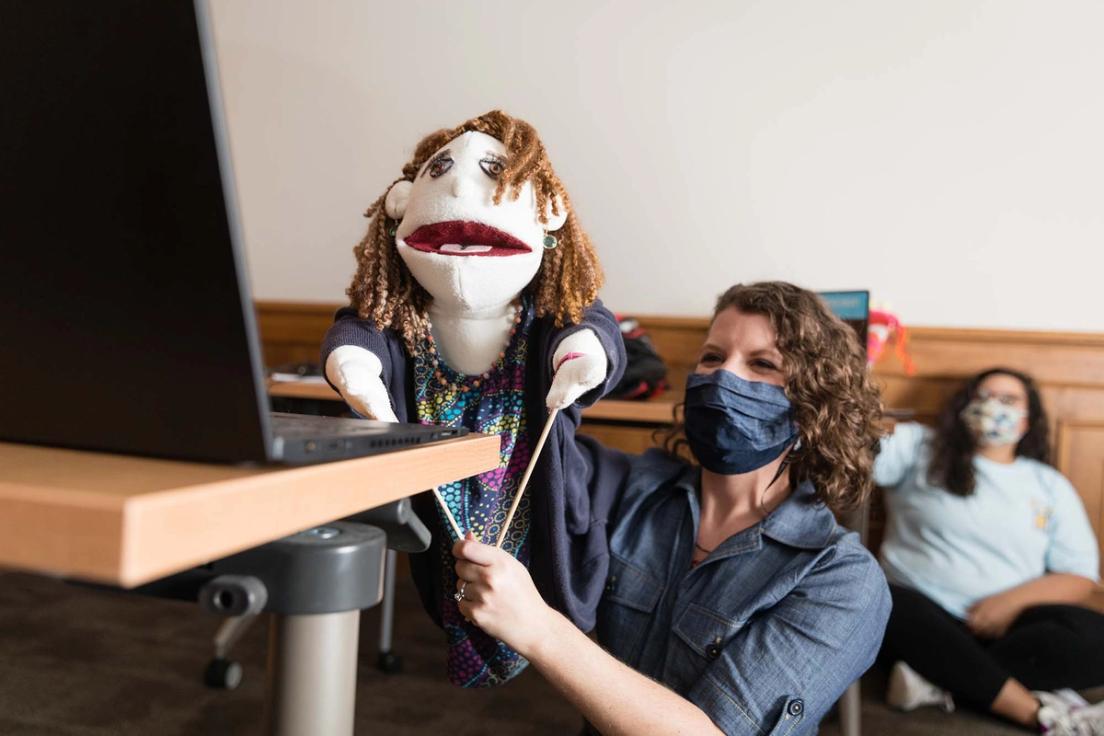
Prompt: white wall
<box><xmin>209</xmin><ymin>0</ymin><xmax>1104</xmax><ymax>332</ymax></box>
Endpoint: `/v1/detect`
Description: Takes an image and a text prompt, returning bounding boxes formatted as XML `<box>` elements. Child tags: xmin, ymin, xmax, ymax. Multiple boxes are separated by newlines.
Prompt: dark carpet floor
<box><xmin>0</xmin><ymin>569</ymin><xmax>1099</xmax><ymax>735</ymax></box>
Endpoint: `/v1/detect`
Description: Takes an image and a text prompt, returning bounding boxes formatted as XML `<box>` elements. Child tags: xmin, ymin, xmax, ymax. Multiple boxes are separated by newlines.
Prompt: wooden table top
<box><xmin>268</xmin><ymin>380</ymin><xmax>678</xmax><ymax>424</ymax></box>
<box><xmin>0</xmin><ymin>434</ymin><xmax>499</xmax><ymax>587</ymax></box>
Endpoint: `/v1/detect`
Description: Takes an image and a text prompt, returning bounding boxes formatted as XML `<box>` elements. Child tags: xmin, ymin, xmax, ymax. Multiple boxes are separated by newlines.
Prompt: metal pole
<box><xmin>378</xmin><ymin>549</ymin><xmax>396</xmax><ymax>660</ymax></box>
<box><xmin>264</xmin><ymin>610</ymin><xmax>361</xmax><ymax>736</ymax></box>
<box><xmin>840</xmin><ymin>682</ymin><xmax>862</xmax><ymax>736</ymax></box>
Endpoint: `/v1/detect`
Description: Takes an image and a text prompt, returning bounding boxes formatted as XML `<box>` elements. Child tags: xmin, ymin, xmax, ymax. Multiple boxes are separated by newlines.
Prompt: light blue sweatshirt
<box><xmin>875</xmin><ymin>422</ymin><xmax>1099</xmax><ymax>619</ymax></box>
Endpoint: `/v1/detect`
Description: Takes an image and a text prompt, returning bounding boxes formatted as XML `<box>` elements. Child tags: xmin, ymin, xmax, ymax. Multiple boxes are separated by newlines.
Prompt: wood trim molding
<box><xmin>894</xmin><ymin>326</ymin><xmax>1104</xmax><ymax>349</ymax></box>
<box><xmin>257</xmin><ymin>300</ymin><xmax>341</xmax><ymax>317</ymax></box>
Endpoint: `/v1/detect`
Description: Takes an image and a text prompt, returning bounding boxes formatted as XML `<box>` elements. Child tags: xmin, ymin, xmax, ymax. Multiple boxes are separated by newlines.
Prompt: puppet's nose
<box><xmin>450</xmin><ymin>175</ymin><xmax>470</xmax><ymax>199</ymax></box>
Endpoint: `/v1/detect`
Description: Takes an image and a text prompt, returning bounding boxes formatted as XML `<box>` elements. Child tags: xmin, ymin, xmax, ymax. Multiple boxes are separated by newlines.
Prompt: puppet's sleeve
<box><xmin>319</xmin><ymin>307</ymin><xmax>404</xmax><ymax>404</ymax></box>
<box><xmin>548</xmin><ymin>299</ymin><xmax>626</xmax><ymax>408</ymax></box>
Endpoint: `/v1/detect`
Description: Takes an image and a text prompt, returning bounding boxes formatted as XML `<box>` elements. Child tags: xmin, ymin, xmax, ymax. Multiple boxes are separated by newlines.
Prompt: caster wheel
<box><xmin>377</xmin><ymin>651</ymin><xmax>403</xmax><ymax>675</ymax></box>
<box><xmin>204</xmin><ymin>656</ymin><xmax>243</xmax><ymax>690</ymax></box>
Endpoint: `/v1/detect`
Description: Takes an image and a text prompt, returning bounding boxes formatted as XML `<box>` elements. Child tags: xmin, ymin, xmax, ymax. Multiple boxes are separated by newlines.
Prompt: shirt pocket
<box><xmin>597</xmin><ymin>553</ymin><xmax>664</xmax><ymax>666</ymax></box>
<box><xmin>666</xmin><ymin>603</ymin><xmax>746</xmax><ymax>694</ymax></box>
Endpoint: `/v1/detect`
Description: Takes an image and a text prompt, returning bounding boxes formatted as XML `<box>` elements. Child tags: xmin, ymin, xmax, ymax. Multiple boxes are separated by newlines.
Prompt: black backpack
<box><xmin>609</xmin><ymin>316</ymin><xmax>668</xmax><ymax>400</ymax></box>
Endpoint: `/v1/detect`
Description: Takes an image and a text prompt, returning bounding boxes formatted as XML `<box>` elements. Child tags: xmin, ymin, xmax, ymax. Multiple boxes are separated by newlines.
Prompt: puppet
<box><xmin>321</xmin><ymin>110</ymin><xmax>625</xmax><ymax>687</ymax></box>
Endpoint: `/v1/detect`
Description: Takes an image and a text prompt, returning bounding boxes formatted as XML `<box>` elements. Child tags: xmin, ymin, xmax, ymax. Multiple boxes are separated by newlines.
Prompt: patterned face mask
<box><xmin>960</xmin><ymin>396</ymin><xmax>1027</xmax><ymax>447</ymax></box>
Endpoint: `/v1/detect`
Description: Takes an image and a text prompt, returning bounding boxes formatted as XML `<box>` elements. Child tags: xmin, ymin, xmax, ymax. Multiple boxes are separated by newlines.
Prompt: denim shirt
<box><xmin>596</xmin><ymin>451</ymin><xmax>891</xmax><ymax>736</ymax></box>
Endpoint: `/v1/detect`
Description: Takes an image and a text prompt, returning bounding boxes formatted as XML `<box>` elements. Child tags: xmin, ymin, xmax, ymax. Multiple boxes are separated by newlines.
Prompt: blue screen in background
<box><xmin>818</xmin><ymin>290</ymin><xmax>870</xmax><ymax>354</ymax></box>
<box><xmin>819</xmin><ymin>291</ymin><xmax>870</xmax><ymax>321</ymax></box>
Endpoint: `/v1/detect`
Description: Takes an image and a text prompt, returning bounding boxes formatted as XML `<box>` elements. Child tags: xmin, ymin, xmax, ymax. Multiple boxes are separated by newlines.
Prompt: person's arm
<box><xmin>680</xmin><ymin>545</ymin><xmax>892</xmax><ymax>733</ymax></box>
<box><xmin>1014</xmin><ymin>573</ymin><xmax>1097</xmax><ymax>605</ymax></box>
<box><xmin>872</xmin><ymin>422</ymin><xmax>928</xmax><ymax>487</ymax></box>
<box><xmin>453</xmin><ymin>535</ymin><xmax>722</xmax><ymax>736</ymax></box>
<box><xmin>967</xmin><ymin>573</ymin><xmax>1095</xmax><ymax>638</ymax></box>
<box><xmin>532</xmin><ymin>606</ymin><xmax>722</xmax><ymax>735</ymax></box>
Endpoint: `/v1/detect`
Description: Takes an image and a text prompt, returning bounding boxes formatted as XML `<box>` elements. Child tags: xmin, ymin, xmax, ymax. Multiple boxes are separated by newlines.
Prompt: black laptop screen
<box><xmin>0</xmin><ymin>1</ymin><xmax>271</xmax><ymax>462</ymax></box>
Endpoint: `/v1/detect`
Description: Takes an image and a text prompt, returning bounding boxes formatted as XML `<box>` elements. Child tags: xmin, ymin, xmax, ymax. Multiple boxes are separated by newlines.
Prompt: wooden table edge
<box><xmin>1</xmin><ymin>434</ymin><xmax>500</xmax><ymax>587</ymax></box>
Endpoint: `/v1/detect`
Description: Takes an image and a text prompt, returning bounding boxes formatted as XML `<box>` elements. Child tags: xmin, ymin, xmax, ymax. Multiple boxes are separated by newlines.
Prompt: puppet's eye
<box><xmin>427</xmin><ymin>155</ymin><xmax>453</xmax><ymax>178</ymax></box>
<box><xmin>479</xmin><ymin>156</ymin><xmax>505</xmax><ymax>179</ymax></box>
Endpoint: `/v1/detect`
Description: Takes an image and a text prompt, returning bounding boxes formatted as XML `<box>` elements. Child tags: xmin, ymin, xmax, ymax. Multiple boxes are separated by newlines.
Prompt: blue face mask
<box><xmin>683</xmin><ymin>370</ymin><xmax>798</xmax><ymax>475</ymax></box>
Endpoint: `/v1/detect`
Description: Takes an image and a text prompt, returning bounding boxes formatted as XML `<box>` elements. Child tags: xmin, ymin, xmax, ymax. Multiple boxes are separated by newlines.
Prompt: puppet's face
<box><xmin>389</xmin><ymin>131</ymin><xmax>566</xmax><ymax>313</ymax></box>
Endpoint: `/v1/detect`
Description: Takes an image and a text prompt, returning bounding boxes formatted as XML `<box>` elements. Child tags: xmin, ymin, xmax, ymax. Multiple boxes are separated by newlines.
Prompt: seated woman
<box><xmin>449</xmin><ymin>281</ymin><xmax>891</xmax><ymax>735</ymax></box>
<box><xmin>875</xmin><ymin>367</ymin><xmax>1104</xmax><ymax>733</ymax></box>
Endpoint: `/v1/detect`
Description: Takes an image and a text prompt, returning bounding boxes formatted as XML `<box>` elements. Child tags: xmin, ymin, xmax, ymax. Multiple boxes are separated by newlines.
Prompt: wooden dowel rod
<box><xmin>432</xmin><ymin>488</ymin><xmax>464</xmax><ymax>540</ymax></box>
<box><xmin>496</xmin><ymin>408</ymin><xmax>559</xmax><ymax>548</ymax></box>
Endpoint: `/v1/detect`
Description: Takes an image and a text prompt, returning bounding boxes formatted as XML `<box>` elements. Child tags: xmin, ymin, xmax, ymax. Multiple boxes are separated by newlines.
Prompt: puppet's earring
<box><xmin>388</xmin><ymin>223</ymin><xmax>397</xmax><ymax>238</ymax></box>
<box><xmin>542</xmin><ymin>233</ymin><xmax>558</xmax><ymax>249</ymax></box>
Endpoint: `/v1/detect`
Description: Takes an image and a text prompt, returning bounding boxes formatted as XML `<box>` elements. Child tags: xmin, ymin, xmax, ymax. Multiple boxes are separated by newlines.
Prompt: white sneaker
<box><xmin>1037</xmin><ymin>690</ymin><xmax>1104</xmax><ymax>736</ymax></box>
<box><xmin>886</xmin><ymin>661</ymin><xmax>955</xmax><ymax>713</ymax></box>
<box><xmin>1038</xmin><ymin>689</ymin><xmax>1089</xmax><ymax>712</ymax></box>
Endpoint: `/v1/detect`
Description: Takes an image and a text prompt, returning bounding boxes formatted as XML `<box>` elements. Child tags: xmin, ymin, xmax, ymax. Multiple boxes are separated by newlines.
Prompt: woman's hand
<box><xmin>454</xmin><ymin>533</ymin><xmax>724</xmax><ymax>736</ymax></box>
<box><xmin>452</xmin><ymin>532</ymin><xmax>554</xmax><ymax>657</ymax></box>
<box><xmin>968</xmin><ymin>574</ymin><xmax>1094</xmax><ymax>639</ymax></box>
<box><xmin>966</xmin><ymin>591</ymin><xmax>1025</xmax><ymax>638</ymax></box>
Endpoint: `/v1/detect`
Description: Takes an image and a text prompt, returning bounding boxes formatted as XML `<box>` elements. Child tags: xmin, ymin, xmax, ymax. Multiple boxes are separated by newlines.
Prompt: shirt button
<box><xmin>706</xmin><ymin>642</ymin><xmax>722</xmax><ymax>659</ymax></box>
<box><xmin>605</xmin><ymin>576</ymin><xmax>617</xmax><ymax>593</ymax></box>
<box><xmin>787</xmin><ymin>699</ymin><xmax>804</xmax><ymax>717</ymax></box>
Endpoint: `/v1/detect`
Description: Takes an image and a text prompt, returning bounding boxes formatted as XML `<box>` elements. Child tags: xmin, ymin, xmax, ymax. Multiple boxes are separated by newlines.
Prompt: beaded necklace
<box><xmin>423</xmin><ymin>302</ymin><xmax>523</xmax><ymax>410</ymax></box>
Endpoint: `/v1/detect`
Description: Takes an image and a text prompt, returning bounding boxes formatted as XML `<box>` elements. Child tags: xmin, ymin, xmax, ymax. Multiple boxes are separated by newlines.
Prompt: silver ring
<box><xmin>453</xmin><ymin>581</ymin><xmax>467</xmax><ymax>603</ymax></box>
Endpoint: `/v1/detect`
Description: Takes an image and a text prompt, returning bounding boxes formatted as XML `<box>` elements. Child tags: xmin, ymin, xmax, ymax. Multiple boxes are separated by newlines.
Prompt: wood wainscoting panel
<box><xmin>874</xmin><ymin>328</ymin><xmax>1104</xmax><ymax>389</ymax></box>
<box><xmin>630</xmin><ymin>316</ymin><xmax>708</xmax><ymax>398</ymax></box>
<box><xmin>1056</xmin><ymin>421</ymin><xmax>1104</xmax><ymax>581</ymax></box>
<box><xmin>255</xmin><ymin>300</ymin><xmax>1104</xmax><ymax>564</ymax></box>
<box><xmin>576</xmin><ymin>424</ymin><xmax>666</xmax><ymax>456</ymax></box>
<box><xmin>255</xmin><ymin>300</ymin><xmax>339</xmax><ymax>367</ymax></box>
<box><xmin>256</xmin><ymin>301</ymin><xmax>1104</xmax><ymax>432</ymax></box>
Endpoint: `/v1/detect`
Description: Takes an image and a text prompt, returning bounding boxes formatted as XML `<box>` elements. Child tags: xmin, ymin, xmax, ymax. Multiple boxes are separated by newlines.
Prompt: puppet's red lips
<box><xmin>403</xmin><ymin>221</ymin><xmax>532</xmax><ymax>257</ymax></box>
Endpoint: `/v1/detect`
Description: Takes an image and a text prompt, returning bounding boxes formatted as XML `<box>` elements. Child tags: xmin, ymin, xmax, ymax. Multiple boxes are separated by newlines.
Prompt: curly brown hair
<box><xmin>346</xmin><ymin>110</ymin><xmax>604</xmax><ymax>351</ymax></box>
<box><xmin>663</xmin><ymin>281</ymin><xmax>884</xmax><ymax>513</ymax></box>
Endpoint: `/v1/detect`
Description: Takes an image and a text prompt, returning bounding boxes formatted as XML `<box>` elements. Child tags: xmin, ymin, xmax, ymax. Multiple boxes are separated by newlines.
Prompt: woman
<box><xmin>451</xmin><ymin>282</ymin><xmax>891</xmax><ymax>734</ymax></box>
<box><xmin>875</xmin><ymin>368</ymin><xmax>1104</xmax><ymax>733</ymax></box>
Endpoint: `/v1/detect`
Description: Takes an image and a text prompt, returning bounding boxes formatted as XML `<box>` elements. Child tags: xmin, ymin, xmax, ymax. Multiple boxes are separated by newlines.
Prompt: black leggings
<box><xmin>880</xmin><ymin>584</ymin><xmax>1104</xmax><ymax>709</ymax></box>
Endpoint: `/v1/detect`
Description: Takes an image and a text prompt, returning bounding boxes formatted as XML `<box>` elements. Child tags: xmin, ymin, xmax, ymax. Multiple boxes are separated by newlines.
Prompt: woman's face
<box><xmin>695</xmin><ymin>307</ymin><xmax>785</xmax><ymax>387</ymax></box>
<box><xmin>974</xmin><ymin>372</ymin><xmax>1030</xmax><ymax>438</ymax></box>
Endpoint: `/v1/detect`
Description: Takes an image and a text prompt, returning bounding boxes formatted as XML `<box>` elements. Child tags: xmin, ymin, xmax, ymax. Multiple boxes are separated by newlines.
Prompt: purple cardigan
<box><xmin>321</xmin><ymin>301</ymin><xmax>631</xmax><ymax>632</ymax></box>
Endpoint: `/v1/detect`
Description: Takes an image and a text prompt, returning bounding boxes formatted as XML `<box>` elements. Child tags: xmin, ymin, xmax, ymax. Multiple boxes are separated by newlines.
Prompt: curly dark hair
<box><xmin>927</xmin><ymin>367</ymin><xmax>1050</xmax><ymax>496</ymax></box>
<box><xmin>663</xmin><ymin>281</ymin><xmax>884</xmax><ymax>514</ymax></box>
<box><xmin>346</xmin><ymin>110</ymin><xmax>603</xmax><ymax>351</ymax></box>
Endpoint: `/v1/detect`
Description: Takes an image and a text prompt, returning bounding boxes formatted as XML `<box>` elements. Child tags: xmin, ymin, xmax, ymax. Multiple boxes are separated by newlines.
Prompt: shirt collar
<box><xmin>760</xmin><ymin>480</ymin><xmax>837</xmax><ymax>550</ymax></box>
<box><xmin>678</xmin><ymin>471</ymin><xmax>838</xmax><ymax>553</ymax></box>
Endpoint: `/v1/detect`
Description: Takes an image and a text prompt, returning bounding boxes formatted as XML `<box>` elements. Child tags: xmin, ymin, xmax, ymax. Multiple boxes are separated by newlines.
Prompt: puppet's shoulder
<box><xmin>534</xmin><ymin>299</ymin><xmax>621</xmax><ymax>354</ymax></box>
<box><xmin>321</xmin><ymin>307</ymin><xmax>406</xmax><ymax>361</ymax></box>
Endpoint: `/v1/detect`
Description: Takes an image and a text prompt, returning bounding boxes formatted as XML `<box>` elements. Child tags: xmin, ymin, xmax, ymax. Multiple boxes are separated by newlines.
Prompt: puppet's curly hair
<box><xmin>662</xmin><ymin>282</ymin><xmax>884</xmax><ymax>514</ymax></box>
<box><xmin>346</xmin><ymin>110</ymin><xmax>603</xmax><ymax>350</ymax></box>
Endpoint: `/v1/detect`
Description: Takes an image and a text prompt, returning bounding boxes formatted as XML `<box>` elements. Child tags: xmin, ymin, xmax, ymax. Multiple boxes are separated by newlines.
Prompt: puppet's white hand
<box><xmin>325</xmin><ymin>346</ymin><xmax>399</xmax><ymax>423</ymax></box>
<box><xmin>546</xmin><ymin>328</ymin><xmax>608</xmax><ymax>410</ymax></box>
